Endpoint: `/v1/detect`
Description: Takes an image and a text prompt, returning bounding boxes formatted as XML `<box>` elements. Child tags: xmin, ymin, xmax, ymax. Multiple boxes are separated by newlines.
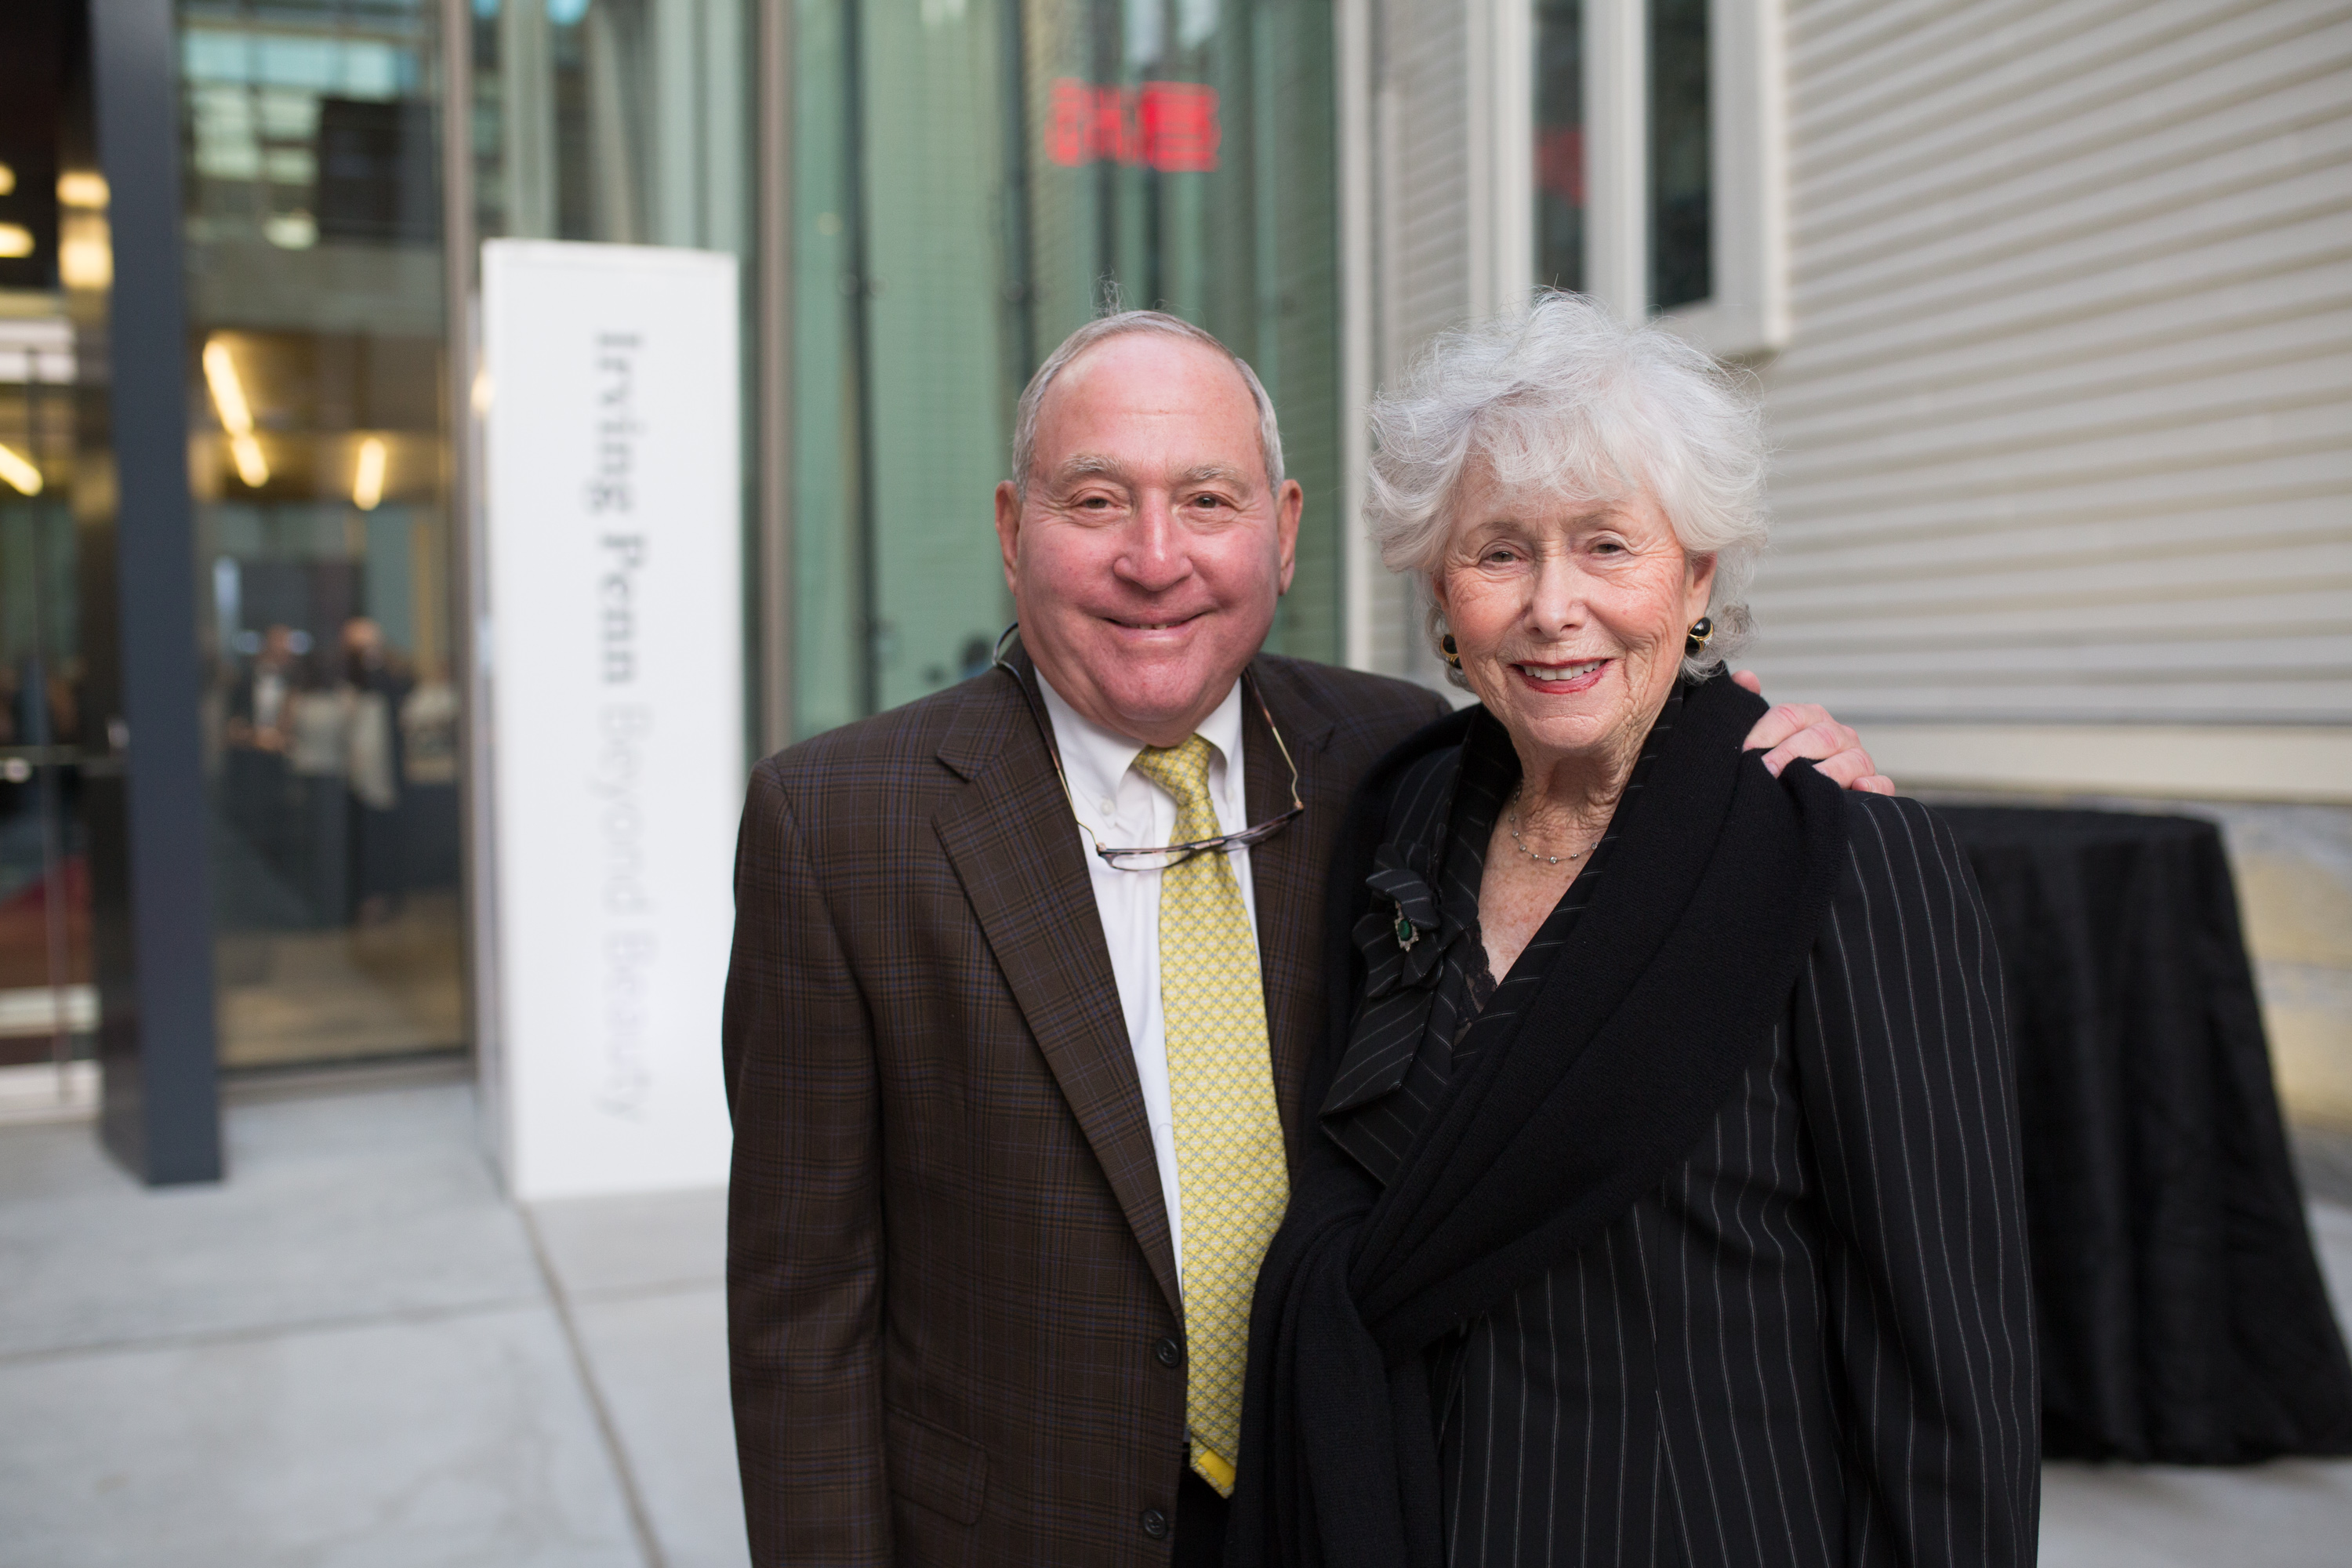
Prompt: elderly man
<box><xmin>723</xmin><ymin>311</ymin><xmax>1884</xmax><ymax>1567</ymax></box>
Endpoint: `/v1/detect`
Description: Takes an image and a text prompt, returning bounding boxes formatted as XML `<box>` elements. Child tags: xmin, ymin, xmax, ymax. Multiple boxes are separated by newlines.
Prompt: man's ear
<box><xmin>1274</xmin><ymin>478</ymin><xmax>1303</xmax><ymax>596</ymax></box>
<box><xmin>994</xmin><ymin>480</ymin><xmax>1022</xmax><ymax>593</ymax></box>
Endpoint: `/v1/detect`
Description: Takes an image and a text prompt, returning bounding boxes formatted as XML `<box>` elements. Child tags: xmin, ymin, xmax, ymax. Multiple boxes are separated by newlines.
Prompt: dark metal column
<box><xmin>87</xmin><ymin>0</ymin><xmax>222</xmax><ymax>1184</ymax></box>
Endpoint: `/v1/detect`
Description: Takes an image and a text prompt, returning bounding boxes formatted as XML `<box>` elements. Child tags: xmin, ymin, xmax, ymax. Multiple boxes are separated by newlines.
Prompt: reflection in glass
<box><xmin>0</xmin><ymin>350</ymin><xmax>93</xmax><ymax>1083</ymax></box>
<box><xmin>471</xmin><ymin>0</ymin><xmax>750</xmax><ymax>252</ymax></box>
<box><xmin>1533</xmin><ymin>0</ymin><xmax>1584</xmax><ymax>295</ymax></box>
<box><xmin>470</xmin><ymin>0</ymin><xmax>760</xmax><ymax>740</ymax></box>
<box><xmin>793</xmin><ymin>0</ymin><xmax>1341</xmax><ymax>733</ymax></box>
<box><xmin>1648</xmin><ymin>0</ymin><xmax>1710</xmax><ymax>312</ymax></box>
<box><xmin>180</xmin><ymin>0</ymin><xmax>462</xmax><ymax>1068</ymax></box>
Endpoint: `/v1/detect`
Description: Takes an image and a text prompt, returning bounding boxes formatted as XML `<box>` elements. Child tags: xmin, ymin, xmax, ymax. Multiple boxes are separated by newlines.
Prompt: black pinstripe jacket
<box><xmin>1258</xmin><ymin>691</ymin><xmax>2040</xmax><ymax>1567</ymax></box>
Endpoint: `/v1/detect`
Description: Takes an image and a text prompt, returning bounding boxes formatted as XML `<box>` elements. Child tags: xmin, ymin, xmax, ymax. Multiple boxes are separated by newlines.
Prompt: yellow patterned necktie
<box><xmin>1131</xmin><ymin>734</ymin><xmax>1290</xmax><ymax>1498</ymax></box>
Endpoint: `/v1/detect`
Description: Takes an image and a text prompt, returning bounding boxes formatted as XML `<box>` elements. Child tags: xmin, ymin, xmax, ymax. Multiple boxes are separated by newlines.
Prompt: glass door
<box><xmin>0</xmin><ymin>0</ymin><xmax>96</xmax><ymax>1116</ymax></box>
<box><xmin>0</xmin><ymin>310</ymin><xmax>94</xmax><ymax>1112</ymax></box>
<box><xmin>180</xmin><ymin>0</ymin><xmax>463</xmax><ymax>1068</ymax></box>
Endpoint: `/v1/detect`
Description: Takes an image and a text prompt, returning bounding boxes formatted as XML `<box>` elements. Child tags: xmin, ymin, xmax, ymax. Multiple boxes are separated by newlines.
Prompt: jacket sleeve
<box><xmin>1792</xmin><ymin>795</ymin><xmax>2042</xmax><ymax>1566</ymax></box>
<box><xmin>724</xmin><ymin>760</ymin><xmax>891</xmax><ymax>1566</ymax></box>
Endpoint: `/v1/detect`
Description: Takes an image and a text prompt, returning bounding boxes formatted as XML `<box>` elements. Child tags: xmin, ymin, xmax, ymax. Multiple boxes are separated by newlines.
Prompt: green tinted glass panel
<box><xmin>794</xmin><ymin>0</ymin><xmax>1340</xmax><ymax>731</ymax></box>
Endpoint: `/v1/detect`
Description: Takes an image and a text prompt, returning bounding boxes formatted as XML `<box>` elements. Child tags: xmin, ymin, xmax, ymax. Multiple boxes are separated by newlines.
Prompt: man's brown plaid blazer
<box><xmin>724</xmin><ymin>648</ymin><xmax>1448</xmax><ymax>1566</ymax></box>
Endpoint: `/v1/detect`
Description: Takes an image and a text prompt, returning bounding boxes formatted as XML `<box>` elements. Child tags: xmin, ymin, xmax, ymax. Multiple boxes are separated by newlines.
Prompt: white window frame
<box><xmin>1484</xmin><ymin>0</ymin><xmax>1789</xmax><ymax>358</ymax></box>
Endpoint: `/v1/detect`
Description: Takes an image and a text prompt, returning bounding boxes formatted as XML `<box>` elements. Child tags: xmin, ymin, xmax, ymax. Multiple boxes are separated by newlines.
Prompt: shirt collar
<box><xmin>1036</xmin><ymin>670</ymin><xmax>1247</xmax><ymax>822</ymax></box>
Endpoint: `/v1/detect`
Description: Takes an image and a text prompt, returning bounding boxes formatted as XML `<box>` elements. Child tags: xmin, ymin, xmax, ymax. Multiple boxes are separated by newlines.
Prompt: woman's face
<box><xmin>1433</xmin><ymin>464</ymin><xmax>1715</xmax><ymax>773</ymax></box>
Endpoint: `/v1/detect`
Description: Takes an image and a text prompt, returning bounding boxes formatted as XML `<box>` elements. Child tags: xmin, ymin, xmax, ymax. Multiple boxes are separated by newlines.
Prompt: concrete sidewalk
<box><xmin>3</xmin><ymin>1070</ymin><xmax>2351</xmax><ymax>1566</ymax></box>
<box><xmin>0</xmin><ymin>1068</ymin><xmax>742</xmax><ymax>1568</ymax></box>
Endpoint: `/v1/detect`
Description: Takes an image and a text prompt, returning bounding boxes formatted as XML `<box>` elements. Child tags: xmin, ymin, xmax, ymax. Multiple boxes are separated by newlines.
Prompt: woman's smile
<box><xmin>1511</xmin><ymin>656</ymin><xmax>1611</xmax><ymax>695</ymax></box>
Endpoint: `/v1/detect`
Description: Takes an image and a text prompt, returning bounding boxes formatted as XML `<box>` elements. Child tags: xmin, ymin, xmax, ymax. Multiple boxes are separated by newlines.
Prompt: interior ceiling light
<box><xmin>353</xmin><ymin>436</ymin><xmax>387</xmax><ymax>511</ymax></box>
<box><xmin>0</xmin><ymin>442</ymin><xmax>42</xmax><ymax>496</ymax></box>
<box><xmin>0</xmin><ymin>224</ymin><xmax>33</xmax><ymax>260</ymax></box>
<box><xmin>228</xmin><ymin>434</ymin><xmax>269</xmax><ymax>489</ymax></box>
<box><xmin>264</xmin><ymin>210</ymin><xmax>317</xmax><ymax>251</ymax></box>
<box><xmin>59</xmin><ymin>219</ymin><xmax>111</xmax><ymax>290</ymax></box>
<box><xmin>0</xmin><ymin>163</ymin><xmax>15</xmax><ymax>195</ymax></box>
<box><xmin>56</xmin><ymin>171</ymin><xmax>109</xmax><ymax>209</ymax></box>
<box><xmin>201</xmin><ymin>338</ymin><xmax>270</xmax><ymax>489</ymax></box>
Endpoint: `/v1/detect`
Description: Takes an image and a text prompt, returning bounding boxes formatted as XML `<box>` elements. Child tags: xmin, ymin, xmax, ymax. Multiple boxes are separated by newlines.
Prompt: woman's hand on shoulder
<box><xmin>1730</xmin><ymin>670</ymin><xmax>1896</xmax><ymax>795</ymax></box>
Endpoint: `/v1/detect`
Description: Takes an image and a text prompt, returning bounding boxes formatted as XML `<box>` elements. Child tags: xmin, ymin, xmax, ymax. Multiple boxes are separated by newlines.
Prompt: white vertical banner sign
<box><xmin>481</xmin><ymin>240</ymin><xmax>742</xmax><ymax>1200</ymax></box>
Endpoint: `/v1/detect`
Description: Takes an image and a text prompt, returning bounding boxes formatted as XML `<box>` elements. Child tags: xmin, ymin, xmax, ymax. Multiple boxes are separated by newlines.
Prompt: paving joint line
<box><xmin>523</xmin><ymin>1206</ymin><xmax>670</xmax><ymax>1568</ymax></box>
<box><xmin>0</xmin><ymin>1291</ymin><xmax>556</xmax><ymax>1368</ymax></box>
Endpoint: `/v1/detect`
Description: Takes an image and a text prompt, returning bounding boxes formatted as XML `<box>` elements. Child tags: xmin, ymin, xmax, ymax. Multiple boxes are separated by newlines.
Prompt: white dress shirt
<box><xmin>1038</xmin><ymin>673</ymin><xmax>1258</xmax><ymax>1282</ymax></box>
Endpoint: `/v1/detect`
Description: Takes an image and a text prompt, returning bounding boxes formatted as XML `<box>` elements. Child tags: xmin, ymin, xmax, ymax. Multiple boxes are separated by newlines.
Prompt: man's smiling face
<box><xmin>995</xmin><ymin>331</ymin><xmax>1301</xmax><ymax>747</ymax></box>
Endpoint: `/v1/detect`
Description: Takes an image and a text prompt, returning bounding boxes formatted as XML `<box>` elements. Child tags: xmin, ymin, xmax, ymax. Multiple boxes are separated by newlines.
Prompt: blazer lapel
<box><xmin>1242</xmin><ymin>659</ymin><xmax>1338</xmax><ymax>1146</ymax></box>
<box><xmin>933</xmin><ymin>661</ymin><xmax>1181</xmax><ymax>1319</ymax></box>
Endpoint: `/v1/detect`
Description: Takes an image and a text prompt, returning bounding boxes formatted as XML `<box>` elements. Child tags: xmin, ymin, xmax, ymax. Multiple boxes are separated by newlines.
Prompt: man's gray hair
<box><xmin>1367</xmin><ymin>291</ymin><xmax>1769</xmax><ymax>683</ymax></box>
<box><xmin>1011</xmin><ymin>310</ymin><xmax>1287</xmax><ymax>499</ymax></box>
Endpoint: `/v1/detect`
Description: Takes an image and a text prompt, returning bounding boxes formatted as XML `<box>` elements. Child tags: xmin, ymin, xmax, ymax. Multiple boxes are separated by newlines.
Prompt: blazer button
<box><xmin>1154</xmin><ymin>1336</ymin><xmax>1181</xmax><ymax>1368</ymax></box>
<box><xmin>1142</xmin><ymin>1508</ymin><xmax>1171</xmax><ymax>1540</ymax></box>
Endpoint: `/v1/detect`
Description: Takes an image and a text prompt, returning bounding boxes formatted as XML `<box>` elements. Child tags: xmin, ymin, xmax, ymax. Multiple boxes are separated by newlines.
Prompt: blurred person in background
<box><xmin>285</xmin><ymin>649</ymin><xmax>350</xmax><ymax>927</ymax></box>
<box><xmin>223</xmin><ymin>623</ymin><xmax>299</xmax><ymax>876</ymax></box>
<box><xmin>339</xmin><ymin>617</ymin><xmax>409</xmax><ymax>925</ymax></box>
<box><xmin>223</xmin><ymin>622</ymin><xmax>299</xmax><ymax>753</ymax></box>
<box><xmin>398</xmin><ymin>660</ymin><xmax>464</xmax><ymax>895</ymax></box>
<box><xmin>724</xmin><ymin>310</ymin><xmax>1888</xmax><ymax>1567</ymax></box>
<box><xmin>1229</xmin><ymin>295</ymin><xmax>2038</xmax><ymax>1568</ymax></box>
<box><xmin>45</xmin><ymin>655</ymin><xmax>78</xmax><ymax>749</ymax></box>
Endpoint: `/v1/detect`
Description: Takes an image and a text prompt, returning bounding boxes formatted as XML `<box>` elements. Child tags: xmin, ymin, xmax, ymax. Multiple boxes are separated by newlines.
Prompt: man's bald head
<box><xmin>1011</xmin><ymin>311</ymin><xmax>1286</xmax><ymax>501</ymax></box>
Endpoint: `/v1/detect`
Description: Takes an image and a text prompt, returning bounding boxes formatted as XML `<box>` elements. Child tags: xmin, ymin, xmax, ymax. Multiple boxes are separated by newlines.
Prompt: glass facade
<box><xmin>176</xmin><ymin>0</ymin><xmax>760</xmax><ymax>1072</ymax></box>
<box><xmin>5</xmin><ymin>0</ymin><xmax>1343</xmax><ymax>1083</ymax></box>
<box><xmin>1</xmin><ymin>1</ymin><xmax>98</xmax><ymax>1096</ymax></box>
<box><xmin>0</xmin><ymin>335</ymin><xmax>91</xmax><ymax>1079</ymax></box>
<box><xmin>791</xmin><ymin>0</ymin><xmax>1342</xmax><ymax>733</ymax></box>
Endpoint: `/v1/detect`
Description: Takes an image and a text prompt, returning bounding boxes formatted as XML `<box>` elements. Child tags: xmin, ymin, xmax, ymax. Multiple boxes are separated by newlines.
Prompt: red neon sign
<box><xmin>1048</xmin><ymin>78</ymin><xmax>1221</xmax><ymax>172</ymax></box>
<box><xmin>1535</xmin><ymin>125</ymin><xmax>1585</xmax><ymax>206</ymax></box>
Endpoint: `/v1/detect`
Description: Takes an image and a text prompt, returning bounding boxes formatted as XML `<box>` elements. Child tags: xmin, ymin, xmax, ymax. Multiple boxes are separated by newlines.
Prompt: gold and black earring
<box><xmin>1685</xmin><ymin>617</ymin><xmax>1714</xmax><ymax>657</ymax></box>
<box><xmin>1440</xmin><ymin>633</ymin><xmax>1463</xmax><ymax>669</ymax></box>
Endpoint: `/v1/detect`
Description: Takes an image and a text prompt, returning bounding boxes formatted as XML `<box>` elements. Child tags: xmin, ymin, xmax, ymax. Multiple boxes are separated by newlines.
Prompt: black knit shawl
<box><xmin>1224</xmin><ymin>673</ymin><xmax>1851</xmax><ymax>1568</ymax></box>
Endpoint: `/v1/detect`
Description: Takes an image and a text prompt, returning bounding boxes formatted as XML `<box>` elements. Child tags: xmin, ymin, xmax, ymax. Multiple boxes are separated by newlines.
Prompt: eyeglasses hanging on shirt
<box><xmin>991</xmin><ymin>624</ymin><xmax>1305</xmax><ymax>871</ymax></box>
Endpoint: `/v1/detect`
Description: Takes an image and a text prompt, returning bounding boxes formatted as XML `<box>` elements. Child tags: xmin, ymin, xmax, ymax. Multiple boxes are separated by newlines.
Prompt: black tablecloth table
<box><xmin>1937</xmin><ymin>807</ymin><xmax>2352</xmax><ymax>1463</ymax></box>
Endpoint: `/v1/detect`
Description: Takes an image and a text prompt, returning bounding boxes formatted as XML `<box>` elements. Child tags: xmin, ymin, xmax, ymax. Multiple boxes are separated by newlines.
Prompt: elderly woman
<box><xmin>1227</xmin><ymin>295</ymin><xmax>2038</xmax><ymax>1568</ymax></box>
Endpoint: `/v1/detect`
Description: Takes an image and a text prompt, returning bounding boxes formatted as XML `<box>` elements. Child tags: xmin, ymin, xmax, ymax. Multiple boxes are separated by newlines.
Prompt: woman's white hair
<box><xmin>1366</xmin><ymin>291</ymin><xmax>1768</xmax><ymax>684</ymax></box>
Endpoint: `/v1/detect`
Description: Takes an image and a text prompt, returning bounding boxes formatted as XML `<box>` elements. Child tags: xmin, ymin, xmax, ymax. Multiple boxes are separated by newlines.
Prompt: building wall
<box><xmin>1748</xmin><ymin>0</ymin><xmax>2352</xmax><ymax>1121</ymax></box>
<box><xmin>1352</xmin><ymin>0</ymin><xmax>2352</xmax><ymax>1120</ymax></box>
<box><xmin>1747</xmin><ymin>0</ymin><xmax>2352</xmax><ymax>772</ymax></box>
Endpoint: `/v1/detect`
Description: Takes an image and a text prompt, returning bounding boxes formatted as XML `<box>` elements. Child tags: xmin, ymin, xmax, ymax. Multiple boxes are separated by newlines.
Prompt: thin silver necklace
<box><xmin>1507</xmin><ymin>783</ymin><xmax>1590</xmax><ymax>867</ymax></box>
